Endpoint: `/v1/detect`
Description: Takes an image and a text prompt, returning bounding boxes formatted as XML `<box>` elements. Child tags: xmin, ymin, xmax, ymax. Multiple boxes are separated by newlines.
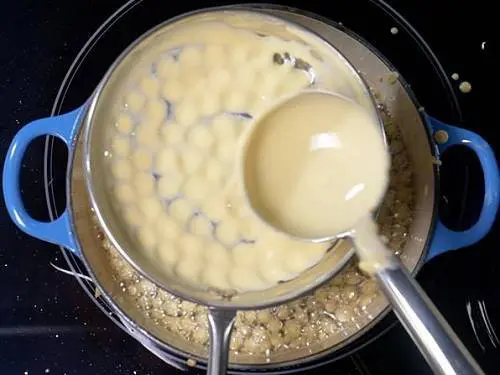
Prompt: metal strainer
<box><xmin>81</xmin><ymin>10</ymin><xmax>382</xmax><ymax>374</ymax></box>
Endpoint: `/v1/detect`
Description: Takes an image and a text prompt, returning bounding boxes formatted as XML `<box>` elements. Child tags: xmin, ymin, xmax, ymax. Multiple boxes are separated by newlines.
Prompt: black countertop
<box><xmin>1</xmin><ymin>1</ymin><xmax>499</xmax><ymax>374</ymax></box>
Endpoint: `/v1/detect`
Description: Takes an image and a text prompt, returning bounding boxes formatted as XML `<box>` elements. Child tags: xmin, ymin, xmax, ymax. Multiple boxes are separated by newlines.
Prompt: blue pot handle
<box><xmin>426</xmin><ymin>116</ymin><xmax>500</xmax><ymax>260</ymax></box>
<box><xmin>2</xmin><ymin>107</ymin><xmax>83</xmax><ymax>255</ymax></box>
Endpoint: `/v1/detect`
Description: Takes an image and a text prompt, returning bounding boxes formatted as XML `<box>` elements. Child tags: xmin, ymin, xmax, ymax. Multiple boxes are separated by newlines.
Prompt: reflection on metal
<box><xmin>466</xmin><ymin>300</ymin><xmax>485</xmax><ymax>351</ymax></box>
<box><xmin>467</xmin><ymin>299</ymin><xmax>500</xmax><ymax>351</ymax></box>
<box><xmin>0</xmin><ymin>326</ymin><xmax>86</xmax><ymax>336</ymax></box>
<box><xmin>50</xmin><ymin>262</ymin><xmax>94</xmax><ymax>283</ymax></box>
<box><xmin>478</xmin><ymin>300</ymin><xmax>500</xmax><ymax>348</ymax></box>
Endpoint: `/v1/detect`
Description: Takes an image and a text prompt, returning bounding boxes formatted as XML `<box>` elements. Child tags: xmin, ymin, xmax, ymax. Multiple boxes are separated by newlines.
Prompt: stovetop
<box><xmin>1</xmin><ymin>1</ymin><xmax>499</xmax><ymax>374</ymax></box>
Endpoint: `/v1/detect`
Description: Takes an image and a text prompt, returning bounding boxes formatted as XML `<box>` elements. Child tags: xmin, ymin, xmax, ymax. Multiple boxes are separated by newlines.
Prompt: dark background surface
<box><xmin>0</xmin><ymin>0</ymin><xmax>499</xmax><ymax>374</ymax></box>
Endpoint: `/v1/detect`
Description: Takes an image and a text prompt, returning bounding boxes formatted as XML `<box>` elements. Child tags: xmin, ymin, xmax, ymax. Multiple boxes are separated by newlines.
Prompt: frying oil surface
<box><xmin>243</xmin><ymin>92</ymin><xmax>390</xmax><ymax>240</ymax></box>
<box><xmin>102</xmin><ymin>15</ymin><xmax>376</xmax><ymax>292</ymax></box>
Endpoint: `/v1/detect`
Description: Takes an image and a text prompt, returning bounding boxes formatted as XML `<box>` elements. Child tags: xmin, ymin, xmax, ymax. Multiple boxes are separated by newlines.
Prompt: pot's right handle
<box><xmin>426</xmin><ymin>116</ymin><xmax>499</xmax><ymax>260</ymax></box>
<box><xmin>2</xmin><ymin>108</ymin><xmax>83</xmax><ymax>255</ymax></box>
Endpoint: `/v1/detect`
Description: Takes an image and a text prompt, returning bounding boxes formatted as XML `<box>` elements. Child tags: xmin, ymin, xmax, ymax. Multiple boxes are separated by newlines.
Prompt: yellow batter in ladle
<box><xmin>240</xmin><ymin>90</ymin><xmax>393</xmax><ymax>273</ymax></box>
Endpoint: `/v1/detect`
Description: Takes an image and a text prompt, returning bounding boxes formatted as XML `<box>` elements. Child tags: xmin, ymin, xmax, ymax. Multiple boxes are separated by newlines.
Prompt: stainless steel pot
<box><xmin>3</xmin><ymin>4</ymin><xmax>499</xmax><ymax>373</ymax></box>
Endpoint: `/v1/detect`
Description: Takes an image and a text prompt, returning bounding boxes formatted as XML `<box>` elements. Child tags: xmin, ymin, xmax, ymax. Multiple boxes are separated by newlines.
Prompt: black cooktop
<box><xmin>1</xmin><ymin>1</ymin><xmax>499</xmax><ymax>374</ymax></box>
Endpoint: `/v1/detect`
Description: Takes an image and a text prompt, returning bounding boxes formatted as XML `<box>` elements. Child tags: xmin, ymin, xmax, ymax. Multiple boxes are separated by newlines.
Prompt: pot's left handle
<box><xmin>426</xmin><ymin>116</ymin><xmax>499</xmax><ymax>260</ymax></box>
<box><xmin>2</xmin><ymin>108</ymin><xmax>83</xmax><ymax>255</ymax></box>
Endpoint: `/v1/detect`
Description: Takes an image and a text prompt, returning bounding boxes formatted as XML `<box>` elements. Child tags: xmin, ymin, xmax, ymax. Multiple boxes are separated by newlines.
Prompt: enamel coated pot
<box><xmin>3</xmin><ymin>4</ymin><xmax>499</xmax><ymax>373</ymax></box>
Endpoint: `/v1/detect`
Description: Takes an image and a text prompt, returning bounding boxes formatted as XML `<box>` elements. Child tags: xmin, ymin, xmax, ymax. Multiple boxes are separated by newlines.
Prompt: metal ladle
<box><xmin>240</xmin><ymin>91</ymin><xmax>484</xmax><ymax>375</ymax></box>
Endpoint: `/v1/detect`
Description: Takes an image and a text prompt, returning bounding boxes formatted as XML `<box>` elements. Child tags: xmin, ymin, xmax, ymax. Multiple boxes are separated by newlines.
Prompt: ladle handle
<box><xmin>375</xmin><ymin>260</ymin><xmax>484</xmax><ymax>375</ymax></box>
<box><xmin>207</xmin><ymin>309</ymin><xmax>236</xmax><ymax>375</ymax></box>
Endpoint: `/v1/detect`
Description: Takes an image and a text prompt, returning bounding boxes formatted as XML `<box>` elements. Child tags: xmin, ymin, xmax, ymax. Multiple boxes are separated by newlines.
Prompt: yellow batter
<box><xmin>103</xmin><ymin>14</ymin><xmax>376</xmax><ymax>292</ymax></box>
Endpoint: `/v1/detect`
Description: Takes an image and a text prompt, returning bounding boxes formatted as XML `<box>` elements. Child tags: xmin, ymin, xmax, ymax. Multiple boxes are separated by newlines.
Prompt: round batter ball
<box><xmin>115</xmin><ymin>113</ymin><xmax>134</xmax><ymax>134</ymax></box>
<box><xmin>124</xmin><ymin>90</ymin><xmax>145</xmax><ymax>112</ymax></box>
<box><xmin>157</xmin><ymin>174</ymin><xmax>183</xmax><ymax>199</ymax></box>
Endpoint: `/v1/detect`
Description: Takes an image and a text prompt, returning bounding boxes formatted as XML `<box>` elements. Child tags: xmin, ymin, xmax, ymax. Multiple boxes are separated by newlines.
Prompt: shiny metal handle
<box><xmin>375</xmin><ymin>261</ymin><xmax>484</xmax><ymax>375</ymax></box>
<box><xmin>207</xmin><ymin>309</ymin><xmax>236</xmax><ymax>375</ymax></box>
